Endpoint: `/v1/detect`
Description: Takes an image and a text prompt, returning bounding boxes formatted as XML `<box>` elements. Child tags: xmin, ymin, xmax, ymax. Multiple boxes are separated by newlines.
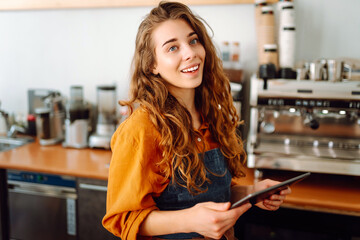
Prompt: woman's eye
<box><xmin>169</xmin><ymin>46</ymin><xmax>177</xmax><ymax>52</ymax></box>
<box><xmin>190</xmin><ymin>38</ymin><xmax>199</xmax><ymax>45</ymax></box>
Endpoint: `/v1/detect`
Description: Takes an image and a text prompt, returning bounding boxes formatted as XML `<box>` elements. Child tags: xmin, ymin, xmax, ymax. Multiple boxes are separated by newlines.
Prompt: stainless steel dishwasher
<box><xmin>7</xmin><ymin>170</ymin><xmax>77</xmax><ymax>240</ymax></box>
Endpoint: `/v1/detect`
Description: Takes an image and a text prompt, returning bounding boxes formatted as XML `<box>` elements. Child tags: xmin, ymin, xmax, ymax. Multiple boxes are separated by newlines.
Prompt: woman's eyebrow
<box><xmin>188</xmin><ymin>31</ymin><xmax>196</xmax><ymax>37</ymax></box>
<box><xmin>162</xmin><ymin>31</ymin><xmax>197</xmax><ymax>47</ymax></box>
<box><xmin>162</xmin><ymin>38</ymin><xmax>177</xmax><ymax>47</ymax></box>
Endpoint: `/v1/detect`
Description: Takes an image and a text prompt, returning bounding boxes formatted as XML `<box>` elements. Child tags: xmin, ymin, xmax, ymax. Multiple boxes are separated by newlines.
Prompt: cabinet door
<box><xmin>77</xmin><ymin>178</ymin><xmax>119</xmax><ymax>240</ymax></box>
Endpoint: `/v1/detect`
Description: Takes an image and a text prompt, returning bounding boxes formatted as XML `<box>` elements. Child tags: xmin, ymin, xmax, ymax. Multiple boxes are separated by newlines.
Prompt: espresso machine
<box><xmin>89</xmin><ymin>85</ymin><xmax>117</xmax><ymax>149</ymax></box>
<box><xmin>34</xmin><ymin>91</ymin><xmax>66</xmax><ymax>146</ymax></box>
<box><xmin>246</xmin><ymin>76</ymin><xmax>360</xmax><ymax>176</ymax></box>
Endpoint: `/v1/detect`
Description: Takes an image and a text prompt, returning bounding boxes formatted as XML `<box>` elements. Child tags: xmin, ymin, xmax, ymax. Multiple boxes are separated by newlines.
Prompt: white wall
<box><xmin>294</xmin><ymin>0</ymin><xmax>360</xmax><ymax>60</ymax></box>
<box><xmin>0</xmin><ymin>0</ymin><xmax>359</xmax><ymax>118</ymax></box>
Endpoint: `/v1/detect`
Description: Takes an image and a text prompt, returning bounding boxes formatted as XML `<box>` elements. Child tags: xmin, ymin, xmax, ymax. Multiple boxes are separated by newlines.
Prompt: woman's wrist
<box><xmin>139</xmin><ymin>208</ymin><xmax>194</xmax><ymax>236</ymax></box>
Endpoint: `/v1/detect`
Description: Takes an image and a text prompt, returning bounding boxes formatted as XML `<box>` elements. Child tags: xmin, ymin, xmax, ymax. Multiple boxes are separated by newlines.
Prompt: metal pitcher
<box><xmin>327</xmin><ymin>60</ymin><xmax>352</xmax><ymax>82</ymax></box>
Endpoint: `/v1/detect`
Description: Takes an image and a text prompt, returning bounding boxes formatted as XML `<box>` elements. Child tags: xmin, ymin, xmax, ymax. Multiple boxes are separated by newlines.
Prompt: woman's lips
<box><xmin>181</xmin><ymin>64</ymin><xmax>200</xmax><ymax>73</ymax></box>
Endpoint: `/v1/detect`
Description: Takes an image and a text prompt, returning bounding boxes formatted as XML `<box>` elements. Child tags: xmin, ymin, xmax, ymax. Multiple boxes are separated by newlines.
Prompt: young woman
<box><xmin>102</xmin><ymin>2</ymin><xmax>291</xmax><ymax>239</ymax></box>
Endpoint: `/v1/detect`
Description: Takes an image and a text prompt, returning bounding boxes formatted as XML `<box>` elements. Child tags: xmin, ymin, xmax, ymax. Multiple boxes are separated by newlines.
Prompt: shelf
<box><xmin>0</xmin><ymin>0</ymin><xmax>277</xmax><ymax>11</ymax></box>
<box><xmin>224</xmin><ymin>68</ymin><xmax>244</xmax><ymax>84</ymax></box>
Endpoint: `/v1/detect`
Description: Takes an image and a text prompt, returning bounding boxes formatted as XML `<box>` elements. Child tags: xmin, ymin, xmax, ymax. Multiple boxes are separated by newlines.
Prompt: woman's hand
<box><xmin>186</xmin><ymin>201</ymin><xmax>252</xmax><ymax>239</ymax></box>
<box><xmin>252</xmin><ymin>179</ymin><xmax>292</xmax><ymax>211</ymax></box>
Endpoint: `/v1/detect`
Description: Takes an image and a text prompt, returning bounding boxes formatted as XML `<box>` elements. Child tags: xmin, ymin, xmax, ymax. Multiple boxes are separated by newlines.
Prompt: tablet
<box><xmin>230</xmin><ymin>172</ymin><xmax>311</xmax><ymax>209</ymax></box>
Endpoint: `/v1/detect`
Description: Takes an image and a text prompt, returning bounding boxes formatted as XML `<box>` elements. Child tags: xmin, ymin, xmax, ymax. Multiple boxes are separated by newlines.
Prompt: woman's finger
<box><xmin>269</xmin><ymin>194</ymin><xmax>286</xmax><ymax>201</ymax></box>
<box><xmin>280</xmin><ymin>187</ymin><xmax>292</xmax><ymax>195</ymax></box>
<box><xmin>262</xmin><ymin>201</ymin><xmax>280</xmax><ymax>210</ymax></box>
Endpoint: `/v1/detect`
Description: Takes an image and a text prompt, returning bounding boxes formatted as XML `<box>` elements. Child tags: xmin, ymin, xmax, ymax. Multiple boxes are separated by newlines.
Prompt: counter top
<box><xmin>1</xmin><ymin>141</ymin><xmax>359</xmax><ymax>215</ymax></box>
<box><xmin>260</xmin><ymin>171</ymin><xmax>360</xmax><ymax>216</ymax></box>
<box><xmin>0</xmin><ymin>140</ymin><xmax>111</xmax><ymax>180</ymax></box>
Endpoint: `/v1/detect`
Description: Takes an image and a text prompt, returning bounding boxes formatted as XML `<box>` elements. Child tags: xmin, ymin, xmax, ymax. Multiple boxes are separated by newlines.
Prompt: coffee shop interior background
<box><xmin>0</xmin><ymin>0</ymin><xmax>359</xmax><ymax>117</ymax></box>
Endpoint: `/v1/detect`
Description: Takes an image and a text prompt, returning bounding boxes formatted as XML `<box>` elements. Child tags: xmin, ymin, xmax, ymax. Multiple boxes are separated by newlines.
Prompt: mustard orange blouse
<box><xmin>102</xmin><ymin>107</ymin><xmax>223</xmax><ymax>239</ymax></box>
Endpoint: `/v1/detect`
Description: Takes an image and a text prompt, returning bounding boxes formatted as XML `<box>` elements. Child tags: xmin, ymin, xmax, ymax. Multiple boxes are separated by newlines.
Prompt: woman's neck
<box><xmin>170</xmin><ymin>89</ymin><xmax>201</xmax><ymax>129</ymax></box>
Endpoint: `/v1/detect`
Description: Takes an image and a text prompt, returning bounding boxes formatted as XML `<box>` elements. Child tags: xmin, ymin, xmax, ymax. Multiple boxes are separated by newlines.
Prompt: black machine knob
<box><xmin>308</xmin><ymin>119</ymin><xmax>320</xmax><ymax>130</ymax></box>
<box><xmin>303</xmin><ymin>113</ymin><xmax>320</xmax><ymax>130</ymax></box>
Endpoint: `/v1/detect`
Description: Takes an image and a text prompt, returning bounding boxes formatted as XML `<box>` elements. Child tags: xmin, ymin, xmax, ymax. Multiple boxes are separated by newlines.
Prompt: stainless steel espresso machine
<box><xmin>34</xmin><ymin>91</ymin><xmax>66</xmax><ymax>146</ymax></box>
<box><xmin>246</xmin><ymin>76</ymin><xmax>360</xmax><ymax>176</ymax></box>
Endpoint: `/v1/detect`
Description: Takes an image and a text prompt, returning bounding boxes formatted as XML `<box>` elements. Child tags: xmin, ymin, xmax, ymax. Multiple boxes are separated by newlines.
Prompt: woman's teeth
<box><xmin>181</xmin><ymin>65</ymin><xmax>199</xmax><ymax>73</ymax></box>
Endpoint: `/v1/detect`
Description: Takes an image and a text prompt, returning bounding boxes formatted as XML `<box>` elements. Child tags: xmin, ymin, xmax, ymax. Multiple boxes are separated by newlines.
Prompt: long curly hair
<box><xmin>120</xmin><ymin>1</ymin><xmax>246</xmax><ymax>194</ymax></box>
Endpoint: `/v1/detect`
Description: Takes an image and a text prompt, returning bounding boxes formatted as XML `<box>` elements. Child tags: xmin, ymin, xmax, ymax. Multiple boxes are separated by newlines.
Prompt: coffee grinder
<box><xmin>89</xmin><ymin>85</ymin><xmax>117</xmax><ymax>149</ymax></box>
<box><xmin>63</xmin><ymin>86</ymin><xmax>91</xmax><ymax>149</ymax></box>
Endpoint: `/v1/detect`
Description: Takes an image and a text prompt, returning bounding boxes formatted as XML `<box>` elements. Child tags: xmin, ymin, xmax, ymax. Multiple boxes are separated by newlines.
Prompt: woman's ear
<box><xmin>152</xmin><ymin>65</ymin><xmax>159</xmax><ymax>75</ymax></box>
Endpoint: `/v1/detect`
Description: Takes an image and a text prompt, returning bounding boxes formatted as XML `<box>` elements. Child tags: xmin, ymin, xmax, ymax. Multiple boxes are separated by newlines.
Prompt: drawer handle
<box><xmin>79</xmin><ymin>183</ymin><xmax>107</xmax><ymax>192</ymax></box>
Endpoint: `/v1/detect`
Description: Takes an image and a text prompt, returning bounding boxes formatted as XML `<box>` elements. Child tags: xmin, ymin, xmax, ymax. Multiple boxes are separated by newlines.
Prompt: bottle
<box><xmin>231</xmin><ymin>42</ymin><xmax>242</xmax><ymax>70</ymax></box>
<box><xmin>27</xmin><ymin>114</ymin><xmax>37</xmax><ymax>136</ymax></box>
<box><xmin>221</xmin><ymin>41</ymin><xmax>231</xmax><ymax>69</ymax></box>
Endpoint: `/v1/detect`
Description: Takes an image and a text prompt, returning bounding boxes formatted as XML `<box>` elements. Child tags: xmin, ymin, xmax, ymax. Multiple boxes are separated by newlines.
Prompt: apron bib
<box><xmin>154</xmin><ymin>148</ymin><xmax>232</xmax><ymax>239</ymax></box>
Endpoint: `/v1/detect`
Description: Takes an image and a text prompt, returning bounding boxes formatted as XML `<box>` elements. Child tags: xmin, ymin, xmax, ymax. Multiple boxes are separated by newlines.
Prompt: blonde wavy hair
<box><xmin>120</xmin><ymin>1</ymin><xmax>246</xmax><ymax>194</ymax></box>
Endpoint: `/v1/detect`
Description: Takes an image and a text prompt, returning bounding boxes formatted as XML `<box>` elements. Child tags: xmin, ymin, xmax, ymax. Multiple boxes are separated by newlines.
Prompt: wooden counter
<box><xmin>0</xmin><ymin>141</ymin><xmax>359</xmax><ymax>216</ymax></box>
<box><xmin>259</xmin><ymin>170</ymin><xmax>360</xmax><ymax>217</ymax></box>
<box><xmin>284</xmin><ymin>181</ymin><xmax>360</xmax><ymax>216</ymax></box>
<box><xmin>0</xmin><ymin>140</ymin><xmax>111</xmax><ymax>180</ymax></box>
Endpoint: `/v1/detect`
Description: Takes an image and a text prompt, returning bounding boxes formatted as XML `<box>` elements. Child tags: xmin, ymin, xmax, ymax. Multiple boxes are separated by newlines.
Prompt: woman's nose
<box><xmin>182</xmin><ymin>45</ymin><xmax>196</xmax><ymax>61</ymax></box>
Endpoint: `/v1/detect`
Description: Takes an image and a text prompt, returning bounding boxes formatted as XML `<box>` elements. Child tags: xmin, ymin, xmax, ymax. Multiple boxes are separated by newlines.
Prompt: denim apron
<box><xmin>153</xmin><ymin>148</ymin><xmax>232</xmax><ymax>239</ymax></box>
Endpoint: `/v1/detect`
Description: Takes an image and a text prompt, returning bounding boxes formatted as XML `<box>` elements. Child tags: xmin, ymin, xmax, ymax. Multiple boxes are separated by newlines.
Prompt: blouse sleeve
<box><xmin>102</xmin><ymin>110</ymin><xmax>168</xmax><ymax>239</ymax></box>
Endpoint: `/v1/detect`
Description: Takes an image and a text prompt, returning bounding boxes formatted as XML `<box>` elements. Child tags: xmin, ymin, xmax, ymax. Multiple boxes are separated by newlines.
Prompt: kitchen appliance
<box><xmin>7</xmin><ymin>170</ymin><xmax>77</xmax><ymax>240</ymax></box>
<box><xmin>0</xmin><ymin>101</ymin><xmax>8</xmax><ymax>135</ymax></box>
<box><xmin>28</xmin><ymin>89</ymin><xmax>57</xmax><ymax>136</ymax></box>
<box><xmin>63</xmin><ymin>86</ymin><xmax>91</xmax><ymax>149</ymax></box>
<box><xmin>77</xmin><ymin>178</ymin><xmax>119</xmax><ymax>240</ymax></box>
<box><xmin>28</xmin><ymin>89</ymin><xmax>58</xmax><ymax>115</ymax></box>
<box><xmin>34</xmin><ymin>91</ymin><xmax>65</xmax><ymax>145</ymax></box>
<box><xmin>246</xmin><ymin>76</ymin><xmax>360</xmax><ymax>176</ymax></box>
<box><xmin>89</xmin><ymin>85</ymin><xmax>117</xmax><ymax>149</ymax></box>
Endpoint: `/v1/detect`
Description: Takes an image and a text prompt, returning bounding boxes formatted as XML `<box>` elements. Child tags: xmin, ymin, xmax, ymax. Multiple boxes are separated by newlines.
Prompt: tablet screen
<box><xmin>230</xmin><ymin>172</ymin><xmax>311</xmax><ymax>209</ymax></box>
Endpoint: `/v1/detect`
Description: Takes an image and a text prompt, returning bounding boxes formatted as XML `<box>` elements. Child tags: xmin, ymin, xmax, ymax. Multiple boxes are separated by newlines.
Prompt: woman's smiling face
<box><xmin>151</xmin><ymin>19</ymin><xmax>206</xmax><ymax>96</ymax></box>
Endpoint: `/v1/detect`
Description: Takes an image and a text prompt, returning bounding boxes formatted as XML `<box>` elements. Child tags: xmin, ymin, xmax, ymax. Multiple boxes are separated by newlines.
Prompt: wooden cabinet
<box><xmin>77</xmin><ymin>178</ymin><xmax>119</xmax><ymax>240</ymax></box>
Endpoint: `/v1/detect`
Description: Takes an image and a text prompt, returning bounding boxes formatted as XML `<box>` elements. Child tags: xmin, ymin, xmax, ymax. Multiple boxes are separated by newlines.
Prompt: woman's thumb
<box><xmin>203</xmin><ymin>201</ymin><xmax>231</xmax><ymax>211</ymax></box>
